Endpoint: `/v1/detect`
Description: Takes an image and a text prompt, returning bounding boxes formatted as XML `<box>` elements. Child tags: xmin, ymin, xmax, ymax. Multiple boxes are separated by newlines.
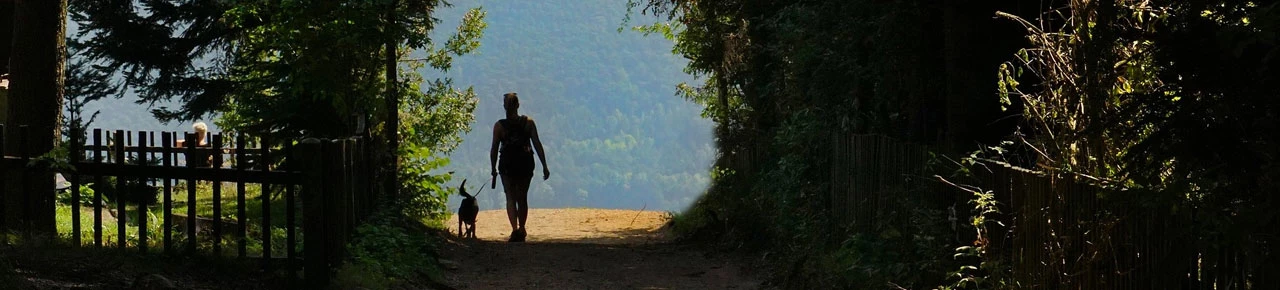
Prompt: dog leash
<box><xmin>473</xmin><ymin>180</ymin><xmax>488</xmax><ymax>197</ymax></box>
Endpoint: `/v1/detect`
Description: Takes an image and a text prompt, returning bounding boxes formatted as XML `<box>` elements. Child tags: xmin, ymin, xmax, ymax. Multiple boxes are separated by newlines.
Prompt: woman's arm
<box><xmin>529</xmin><ymin>119</ymin><xmax>549</xmax><ymax>180</ymax></box>
<box><xmin>490</xmin><ymin>121</ymin><xmax>503</xmax><ymax>178</ymax></box>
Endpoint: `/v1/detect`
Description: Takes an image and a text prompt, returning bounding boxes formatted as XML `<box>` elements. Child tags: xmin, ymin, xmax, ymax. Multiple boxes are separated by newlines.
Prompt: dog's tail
<box><xmin>458</xmin><ymin>179</ymin><xmax>473</xmax><ymax>198</ymax></box>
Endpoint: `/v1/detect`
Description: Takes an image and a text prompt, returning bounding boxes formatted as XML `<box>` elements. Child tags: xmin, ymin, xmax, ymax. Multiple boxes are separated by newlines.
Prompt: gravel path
<box><xmin>441</xmin><ymin>208</ymin><xmax>765</xmax><ymax>290</ymax></box>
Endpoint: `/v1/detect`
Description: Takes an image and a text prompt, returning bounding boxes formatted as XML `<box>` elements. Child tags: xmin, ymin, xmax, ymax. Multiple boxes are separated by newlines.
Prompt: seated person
<box><xmin>177</xmin><ymin>122</ymin><xmax>214</xmax><ymax>168</ymax></box>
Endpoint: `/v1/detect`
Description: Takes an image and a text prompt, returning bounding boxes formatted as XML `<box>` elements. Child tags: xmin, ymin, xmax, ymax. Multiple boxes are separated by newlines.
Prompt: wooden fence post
<box><xmin>93</xmin><ymin>129</ymin><xmax>103</xmax><ymax>247</ymax></box>
<box><xmin>162</xmin><ymin>132</ymin><xmax>173</xmax><ymax>254</ymax></box>
<box><xmin>70</xmin><ymin>129</ymin><xmax>82</xmax><ymax>246</ymax></box>
<box><xmin>285</xmin><ymin>140</ymin><xmax>298</xmax><ymax>272</ymax></box>
<box><xmin>137</xmin><ymin>131</ymin><xmax>149</xmax><ymax>253</ymax></box>
<box><xmin>114</xmin><ymin>130</ymin><xmax>125</xmax><ymax>249</ymax></box>
<box><xmin>327</xmin><ymin>139</ymin><xmax>346</xmax><ymax>270</ymax></box>
<box><xmin>0</xmin><ymin>124</ymin><xmax>7</xmax><ymax>232</ymax></box>
<box><xmin>184</xmin><ymin>133</ymin><xmax>197</xmax><ymax>254</ymax></box>
<box><xmin>211</xmin><ymin>133</ymin><xmax>223</xmax><ymax>255</ymax></box>
<box><xmin>17</xmin><ymin>125</ymin><xmax>29</xmax><ymax>233</ymax></box>
<box><xmin>260</xmin><ymin>134</ymin><xmax>272</xmax><ymax>269</ymax></box>
<box><xmin>299</xmin><ymin>138</ymin><xmax>328</xmax><ymax>287</ymax></box>
<box><xmin>236</xmin><ymin>133</ymin><xmax>247</xmax><ymax>258</ymax></box>
<box><xmin>0</xmin><ymin>124</ymin><xmax>6</xmax><ymax>232</ymax></box>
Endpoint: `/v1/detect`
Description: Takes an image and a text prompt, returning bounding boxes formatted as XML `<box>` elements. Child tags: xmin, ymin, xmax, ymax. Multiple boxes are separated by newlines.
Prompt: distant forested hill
<box><xmin>78</xmin><ymin>99</ymin><xmax>217</xmax><ymax>133</ymax></box>
<box><xmin>436</xmin><ymin>0</ymin><xmax>714</xmax><ymax>211</ymax></box>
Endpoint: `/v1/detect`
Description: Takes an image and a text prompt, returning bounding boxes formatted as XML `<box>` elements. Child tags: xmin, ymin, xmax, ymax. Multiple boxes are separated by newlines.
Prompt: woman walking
<box><xmin>490</xmin><ymin>92</ymin><xmax>550</xmax><ymax>242</ymax></box>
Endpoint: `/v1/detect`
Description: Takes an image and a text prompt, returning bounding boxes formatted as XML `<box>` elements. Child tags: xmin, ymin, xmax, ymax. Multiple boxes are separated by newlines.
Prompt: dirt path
<box><xmin>441</xmin><ymin>209</ymin><xmax>765</xmax><ymax>290</ymax></box>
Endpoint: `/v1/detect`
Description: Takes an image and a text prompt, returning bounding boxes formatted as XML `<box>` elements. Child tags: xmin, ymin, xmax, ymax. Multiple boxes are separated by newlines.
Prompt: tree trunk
<box><xmin>6</xmin><ymin>0</ymin><xmax>66</xmax><ymax>234</ymax></box>
<box><xmin>942</xmin><ymin>0</ymin><xmax>1005</xmax><ymax>152</ymax></box>
<box><xmin>1</xmin><ymin>0</ymin><xmax>14</xmax><ymax>75</ymax></box>
<box><xmin>384</xmin><ymin>0</ymin><xmax>399</xmax><ymax>200</ymax></box>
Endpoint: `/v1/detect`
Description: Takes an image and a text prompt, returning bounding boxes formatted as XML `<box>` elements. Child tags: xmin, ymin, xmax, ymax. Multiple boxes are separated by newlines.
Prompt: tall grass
<box><xmin>53</xmin><ymin>180</ymin><xmax>301</xmax><ymax>257</ymax></box>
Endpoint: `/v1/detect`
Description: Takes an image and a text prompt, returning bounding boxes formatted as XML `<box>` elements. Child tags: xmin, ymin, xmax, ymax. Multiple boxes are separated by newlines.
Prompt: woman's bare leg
<box><xmin>514</xmin><ymin>176</ymin><xmax>533</xmax><ymax>229</ymax></box>
<box><xmin>500</xmin><ymin>174</ymin><xmax>519</xmax><ymax>231</ymax></box>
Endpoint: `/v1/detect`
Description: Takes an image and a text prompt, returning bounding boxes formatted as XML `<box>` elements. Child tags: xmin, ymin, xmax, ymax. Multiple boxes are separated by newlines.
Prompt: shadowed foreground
<box><xmin>441</xmin><ymin>209</ymin><xmax>765</xmax><ymax>289</ymax></box>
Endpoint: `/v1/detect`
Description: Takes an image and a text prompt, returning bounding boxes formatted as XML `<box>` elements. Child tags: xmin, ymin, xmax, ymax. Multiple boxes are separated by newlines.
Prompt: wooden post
<box><xmin>0</xmin><ymin>125</ymin><xmax>6</xmax><ymax>231</ymax></box>
<box><xmin>340</xmin><ymin>139</ymin><xmax>352</xmax><ymax>237</ymax></box>
<box><xmin>92</xmin><ymin>129</ymin><xmax>102</xmax><ymax>247</ymax></box>
<box><xmin>17</xmin><ymin>125</ymin><xmax>29</xmax><ymax>233</ymax></box>
<box><xmin>285</xmin><ymin>140</ymin><xmax>297</xmax><ymax>269</ymax></box>
<box><xmin>185</xmin><ymin>133</ymin><xmax>197</xmax><ymax>254</ymax></box>
<box><xmin>137</xmin><ymin>131</ymin><xmax>148</xmax><ymax>253</ymax></box>
<box><xmin>327</xmin><ymin>139</ymin><xmax>344</xmax><ymax>270</ymax></box>
<box><xmin>70</xmin><ymin>128</ymin><xmax>81</xmax><ymax>245</ymax></box>
<box><xmin>212</xmin><ymin>133</ymin><xmax>223</xmax><ymax>255</ymax></box>
<box><xmin>260</xmin><ymin>134</ymin><xmax>272</xmax><ymax>269</ymax></box>
<box><xmin>299</xmin><ymin>138</ymin><xmax>328</xmax><ymax>287</ymax></box>
<box><xmin>113</xmin><ymin>130</ymin><xmax>125</xmax><ymax>249</ymax></box>
<box><xmin>162</xmin><ymin>132</ymin><xmax>173</xmax><ymax>254</ymax></box>
<box><xmin>236</xmin><ymin>133</ymin><xmax>247</xmax><ymax>258</ymax></box>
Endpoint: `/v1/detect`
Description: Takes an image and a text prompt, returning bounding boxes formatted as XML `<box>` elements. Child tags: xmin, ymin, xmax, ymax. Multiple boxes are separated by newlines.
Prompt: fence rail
<box><xmin>0</xmin><ymin>125</ymin><xmax>378</xmax><ymax>287</ymax></box>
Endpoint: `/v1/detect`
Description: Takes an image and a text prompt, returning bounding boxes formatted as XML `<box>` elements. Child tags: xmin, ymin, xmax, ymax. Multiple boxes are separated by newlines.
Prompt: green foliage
<box><xmin>398</xmin><ymin>147</ymin><xmax>454</xmax><ymax>224</ymax></box>
<box><xmin>61</xmin><ymin>40</ymin><xmax>113</xmax><ymax>155</ymax></box>
<box><xmin>988</xmin><ymin>1</ymin><xmax>1280</xmax><ymax>285</ymax></box>
<box><xmin>626</xmin><ymin>0</ymin><xmax>989</xmax><ymax>287</ymax></box>
<box><xmin>936</xmin><ymin>167</ymin><xmax>1011</xmax><ymax>290</ymax></box>
<box><xmin>56</xmin><ymin>184</ymin><xmax>97</xmax><ymax>206</ymax></box>
<box><xmin>334</xmin><ymin>209</ymin><xmax>443</xmax><ymax>289</ymax></box>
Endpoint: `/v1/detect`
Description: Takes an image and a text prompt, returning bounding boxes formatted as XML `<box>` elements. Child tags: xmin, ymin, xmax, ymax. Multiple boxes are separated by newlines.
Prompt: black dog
<box><xmin>457</xmin><ymin>179</ymin><xmax>483</xmax><ymax>239</ymax></box>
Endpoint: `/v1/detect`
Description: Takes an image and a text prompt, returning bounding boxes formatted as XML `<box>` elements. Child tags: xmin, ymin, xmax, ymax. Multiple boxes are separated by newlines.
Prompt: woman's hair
<box><xmin>503</xmin><ymin>92</ymin><xmax>519</xmax><ymax>113</ymax></box>
<box><xmin>193</xmin><ymin>122</ymin><xmax>208</xmax><ymax>134</ymax></box>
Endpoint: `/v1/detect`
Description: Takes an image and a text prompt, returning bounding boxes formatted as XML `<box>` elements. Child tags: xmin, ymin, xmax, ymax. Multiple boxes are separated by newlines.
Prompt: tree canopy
<box><xmin>70</xmin><ymin>0</ymin><xmax>484</xmax><ymax>144</ymax></box>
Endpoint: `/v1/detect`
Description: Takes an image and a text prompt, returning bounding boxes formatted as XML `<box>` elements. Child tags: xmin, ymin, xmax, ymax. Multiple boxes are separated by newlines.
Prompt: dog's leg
<box><xmin>458</xmin><ymin>217</ymin><xmax>463</xmax><ymax>238</ymax></box>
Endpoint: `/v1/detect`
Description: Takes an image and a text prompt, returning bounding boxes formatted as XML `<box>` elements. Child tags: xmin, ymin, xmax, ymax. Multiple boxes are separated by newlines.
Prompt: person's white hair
<box><xmin>193</xmin><ymin>122</ymin><xmax>208</xmax><ymax>133</ymax></box>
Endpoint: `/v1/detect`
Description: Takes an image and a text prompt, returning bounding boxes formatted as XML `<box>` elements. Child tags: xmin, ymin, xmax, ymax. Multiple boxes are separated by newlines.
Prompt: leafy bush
<box><xmin>334</xmin><ymin>210</ymin><xmax>443</xmax><ymax>289</ymax></box>
<box><xmin>55</xmin><ymin>184</ymin><xmax>99</xmax><ymax>206</ymax></box>
<box><xmin>398</xmin><ymin>146</ymin><xmax>454</xmax><ymax>226</ymax></box>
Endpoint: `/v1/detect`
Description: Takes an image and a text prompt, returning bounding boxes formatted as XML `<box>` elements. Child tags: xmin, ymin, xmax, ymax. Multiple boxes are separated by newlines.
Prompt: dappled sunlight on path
<box><xmin>440</xmin><ymin>208</ymin><xmax>767</xmax><ymax>289</ymax></box>
<box><xmin>445</xmin><ymin>208</ymin><xmax>673</xmax><ymax>244</ymax></box>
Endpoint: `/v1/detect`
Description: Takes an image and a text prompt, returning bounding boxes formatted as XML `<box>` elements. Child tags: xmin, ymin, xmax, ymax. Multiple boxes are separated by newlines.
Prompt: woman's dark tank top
<box><xmin>499</xmin><ymin>116</ymin><xmax>533</xmax><ymax>157</ymax></box>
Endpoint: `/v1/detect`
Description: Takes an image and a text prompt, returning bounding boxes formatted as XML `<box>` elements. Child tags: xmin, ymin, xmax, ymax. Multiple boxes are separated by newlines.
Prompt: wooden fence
<box><xmin>983</xmin><ymin>164</ymin><xmax>1260</xmax><ymax>289</ymax></box>
<box><xmin>0</xmin><ymin>125</ymin><xmax>378</xmax><ymax>287</ymax></box>
<box><xmin>827</xmin><ymin>135</ymin><xmax>1262</xmax><ymax>289</ymax></box>
<box><xmin>827</xmin><ymin>135</ymin><xmax>944</xmax><ymax>233</ymax></box>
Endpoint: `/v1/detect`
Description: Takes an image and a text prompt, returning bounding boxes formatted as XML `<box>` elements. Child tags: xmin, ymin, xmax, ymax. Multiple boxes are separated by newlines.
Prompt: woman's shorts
<box><xmin>499</xmin><ymin>154</ymin><xmax>535</xmax><ymax>178</ymax></box>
